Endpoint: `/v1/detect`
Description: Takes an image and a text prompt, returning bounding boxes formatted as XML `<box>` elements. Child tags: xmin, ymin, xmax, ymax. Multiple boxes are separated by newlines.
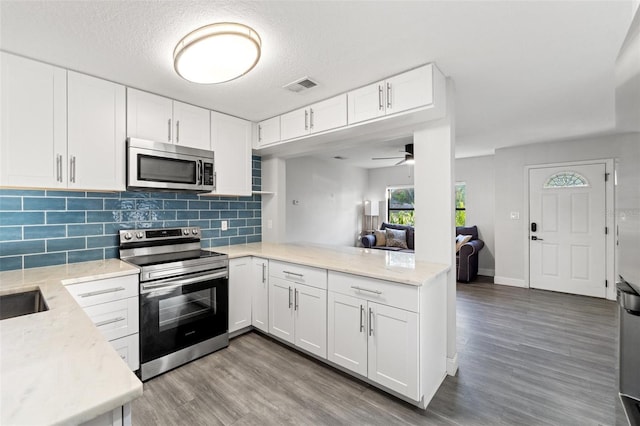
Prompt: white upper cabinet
<box><xmin>210</xmin><ymin>111</ymin><xmax>252</xmax><ymax>196</ymax></box>
<box><xmin>67</xmin><ymin>71</ymin><xmax>126</xmax><ymax>191</ymax></box>
<box><xmin>126</xmin><ymin>88</ymin><xmax>173</xmax><ymax>143</ymax></box>
<box><xmin>348</xmin><ymin>64</ymin><xmax>434</xmax><ymax>125</ymax></box>
<box><xmin>126</xmin><ymin>88</ymin><xmax>210</xmax><ymax>150</ymax></box>
<box><xmin>173</xmin><ymin>101</ymin><xmax>210</xmax><ymax>150</ymax></box>
<box><xmin>280</xmin><ymin>94</ymin><xmax>347</xmax><ymax>141</ymax></box>
<box><xmin>1</xmin><ymin>52</ymin><xmax>67</xmax><ymax>188</ymax></box>
<box><xmin>256</xmin><ymin>116</ymin><xmax>280</xmax><ymax>147</ymax></box>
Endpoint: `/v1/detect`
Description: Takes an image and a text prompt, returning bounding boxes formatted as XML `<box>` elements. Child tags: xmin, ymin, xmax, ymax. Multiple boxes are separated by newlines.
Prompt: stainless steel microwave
<box><xmin>126</xmin><ymin>138</ymin><xmax>215</xmax><ymax>193</ymax></box>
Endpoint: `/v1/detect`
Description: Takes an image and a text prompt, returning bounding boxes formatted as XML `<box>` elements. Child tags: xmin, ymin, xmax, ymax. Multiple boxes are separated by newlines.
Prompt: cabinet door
<box><xmin>347</xmin><ymin>80</ymin><xmax>386</xmax><ymax>125</ymax></box>
<box><xmin>210</xmin><ymin>111</ymin><xmax>252</xmax><ymax>196</ymax></box>
<box><xmin>268</xmin><ymin>277</ymin><xmax>294</xmax><ymax>343</ymax></box>
<box><xmin>251</xmin><ymin>257</ymin><xmax>269</xmax><ymax>333</ymax></box>
<box><xmin>228</xmin><ymin>258</ymin><xmax>253</xmax><ymax>333</ymax></box>
<box><xmin>294</xmin><ymin>283</ymin><xmax>327</xmax><ymax>358</ymax></box>
<box><xmin>173</xmin><ymin>101</ymin><xmax>210</xmax><ymax>150</ymax></box>
<box><xmin>309</xmin><ymin>94</ymin><xmax>347</xmax><ymax>134</ymax></box>
<box><xmin>67</xmin><ymin>71</ymin><xmax>126</xmax><ymax>191</ymax></box>
<box><xmin>327</xmin><ymin>292</ymin><xmax>367</xmax><ymax>376</ymax></box>
<box><xmin>385</xmin><ymin>64</ymin><xmax>433</xmax><ymax>115</ymax></box>
<box><xmin>1</xmin><ymin>52</ymin><xmax>67</xmax><ymax>188</ymax></box>
<box><xmin>256</xmin><ymin>116</ymin><xmax>280</xmax><ymax>147</ymax></box>
<box><xmin>280</xmin><ymin>107</ymin><xmax>309</xmax><ymax>141</ymax></box>
<box><xmin>367</xmin><ymin>302</ymin><xmax>419</xmax><ymax>400</ymax></box>
<box><xmin>126</xmin><ymin>88</ymin><xmax>173</xmax><ymax>143</ymax></box>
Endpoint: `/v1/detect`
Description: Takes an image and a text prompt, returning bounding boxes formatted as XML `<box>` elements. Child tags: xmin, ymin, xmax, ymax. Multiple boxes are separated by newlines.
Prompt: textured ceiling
<box><xmin>0</xmin><ymin>1</ymin><xmax>634</xmax><ymax>163</ymax></box>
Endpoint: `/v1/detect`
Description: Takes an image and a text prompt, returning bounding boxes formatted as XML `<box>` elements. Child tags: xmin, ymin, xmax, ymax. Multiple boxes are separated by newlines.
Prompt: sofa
<box><xmin>360</xmin><ymin>222</ymin><xmax>414</xmax><ymax>253</ymax></box>
<box><xmin>456</xmin><ymin>226</ymin><xmax>485</xmax><ymax>282</ymax></box>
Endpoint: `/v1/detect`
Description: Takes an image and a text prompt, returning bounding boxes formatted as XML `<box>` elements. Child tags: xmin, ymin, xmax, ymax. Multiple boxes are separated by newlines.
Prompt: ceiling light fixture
<box><xmin>173</xmin><ymin>22</ymin><xmax>261</xmax><ymax>84</ymax></box>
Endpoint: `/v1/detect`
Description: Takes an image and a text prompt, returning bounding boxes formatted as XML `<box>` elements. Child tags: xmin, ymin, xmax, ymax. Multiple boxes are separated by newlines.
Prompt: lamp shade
<box><xmin>174</xmin><ymin>22</ymin><xmax>261</xmax><ymax>84</ymax></box>
<box><xmin>364</xmin><ymin>200</ymin><xmax>379</xmax><ymax>216</ymax></box>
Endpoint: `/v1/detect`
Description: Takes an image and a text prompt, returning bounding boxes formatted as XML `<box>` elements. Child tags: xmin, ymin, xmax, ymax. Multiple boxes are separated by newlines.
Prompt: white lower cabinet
<box><xmin>269</xmin><ymin>261</ymin><xmax>327</xmax><ymax>359</ymax></box>
<box><xmin>81</xmin><ymin>403</ymin><xmax>131</xmax><ymax>426</ymax></box>
<box><xmin>251</xmin><ymin>257</ymin><xmax>269</xmax><ymax>332</ymax></box>
<box><xmin>228</xmin><ymin>258</ymin><xmax>253</xmax><ymax>333</ymax></box>
<box><xmin>65</xmin><ymin>274</ymin><xmax>140</xmax><ymax>372</ymax></box>
<box><xmin>327</xmin><ymin>271</ymin><xmax>420</xmax><ymax>401</ymax></box>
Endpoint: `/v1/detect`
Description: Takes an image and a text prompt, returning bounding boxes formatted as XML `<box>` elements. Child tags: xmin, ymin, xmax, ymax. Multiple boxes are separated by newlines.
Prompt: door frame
<box><xmin>523</xmin><ymin>159</ymin><xmax>615</xmax><ymax>300</ymax></box>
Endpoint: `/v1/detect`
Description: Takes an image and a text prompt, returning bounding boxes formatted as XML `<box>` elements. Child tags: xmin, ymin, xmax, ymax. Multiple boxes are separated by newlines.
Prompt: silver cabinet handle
<box><xmin>168</xmin><ymin>118</ymin><xmax>172</xmax><ymax>142</ymax></box>
<box><xmin>294</xmin><ymin>288</ymin><xmax>299</xmax><ymax>311</ymax></box>
<box><xmin>69</xmin><ymin>156</ymin><xmax>76</xmax><ymax>183</ymax></box>
<box><xmin>95</xmin><ymin>316</ymin><xmax>125</xmax><ymax>328</ymax></box>
<box><xmin>258</xmin><ymin>124</ymin><xmax>262</xmax><ymax>142</ymax></box>
<box><xmin>386</xmin><ymin>82</ymin><xmax>392</xmax><ymax>109</ymax></box>
<box><xmin>288</xmin><ymin>286</ymin><xmax>293</xmax><ymax>309</ymax></box>
<box><xmin>378</xmin><ymin>85</ymin><xmax>384</xmax><ymax>110</ymax></box>
<box><xmin>283</xmin><ymin>271</ymin><xmax>303</xmax><ymax>278</ymax></box>
<box><xmin>262</xmin><ymin>263</ymin><xmax>266</xmax><ymax>283</ymax></box>
<box><xmin>176</xmin><ymin>120</ymin><xmax>180</xmax><ymax>143</ymax></box>
<box><xmin>56</xmin><ymin>154</ymin><xmax>62</xmax><ymax>182</ymax></box>
<box><xmin>78</xmin><ymin>286</ymin><xmax>125</xmax><ymax>298</ymax></box>
<box><xmin>309</xmin><ymin>108</ymin><xmax>314</xmax><ymax>130</ymax></box>
<box><xmin>351</xmin><ymin>285</ymin><xmax>382</xmax><ymax>295</ymax></box>
<box><xmin>369</xmin><ymin>308</ymin><xmax>374</xmax><ymax>336</ymax></box>
<box><xmin>360</xmin><ymin>305</ymin><xmax>364</xmax><ymax>332</ymax></box>
<box><xmin>304</xmin><ymin>109</ymin><xmax>309</xmax><ymax>130</ymax></box>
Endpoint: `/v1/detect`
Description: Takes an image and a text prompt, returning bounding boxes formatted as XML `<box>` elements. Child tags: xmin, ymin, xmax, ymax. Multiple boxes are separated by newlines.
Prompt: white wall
<box><xmin>365</xmin><ymin>165</ymin><xmax>414</xmax><ymax>222</ymax></box>
<box><xmin>494</xmin><ymin>132</ymin><xmax>640</xmax><ymax>287</ymax></box>
<box><xmin>285</xmin><ymin>157</ymin><xmax>368</xmax><ymax>246</ymax></box>
<box><xmin>455</xmin><ymin>155</ymin><xmax>496</xmax><ymax>276</ymax></box>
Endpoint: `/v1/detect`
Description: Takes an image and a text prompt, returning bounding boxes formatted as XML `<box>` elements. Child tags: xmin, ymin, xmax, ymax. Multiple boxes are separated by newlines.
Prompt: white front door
<box><xmin>529</xmin><ymin>163</ymin><xmax>606</xmax><ymax>297</ymax></box>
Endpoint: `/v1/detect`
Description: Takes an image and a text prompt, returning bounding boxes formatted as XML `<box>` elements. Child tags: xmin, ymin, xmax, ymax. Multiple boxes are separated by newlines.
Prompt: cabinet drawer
<box><xmin>66</xmin><ymin>275</ymin><xmax>138</xmax><ymax>307</ymax></box>
<box><xmin>84</xmin><ymin>297</ymin><xmax>139</xmax><ymax>341</ymax></box>
<box><xmin>328</xmin><ymin>271</ymin><xmax>419</xmax><ymax>313</ymax></box>
<box><xmin>269</xmin><ymin>260</ymin><xmax>327</xmax><ymax>290</ymax></box>
<box><xmin>110</xmin><ymin>333</ymin><xmax>139</xmax><ymax>371</ymax></box>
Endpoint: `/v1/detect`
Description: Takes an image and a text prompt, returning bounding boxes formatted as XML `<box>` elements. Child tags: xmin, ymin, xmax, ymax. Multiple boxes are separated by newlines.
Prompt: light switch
<box><xmin>510</xmin><ymin>212</ymin><xmax>520</xmax><ymax>220</ymax></box>
<box><xmin>221</xmin><ymin>220</ymin><xmax>228</xmax><ymax>231</ymax></box>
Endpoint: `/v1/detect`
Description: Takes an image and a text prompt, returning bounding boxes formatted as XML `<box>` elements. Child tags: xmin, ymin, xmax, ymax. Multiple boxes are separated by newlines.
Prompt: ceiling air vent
<box><xmin>283</xmin><ymin>76</ymin><xmax>318</xmax><ymax>93</ymax></box>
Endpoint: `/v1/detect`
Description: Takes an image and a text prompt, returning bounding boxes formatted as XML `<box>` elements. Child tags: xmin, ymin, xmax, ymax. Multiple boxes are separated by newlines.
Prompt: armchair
<box><xmin>456</xmin><ymin>226</ymin><xmax>485</xmax><ymax>282</ymax></box>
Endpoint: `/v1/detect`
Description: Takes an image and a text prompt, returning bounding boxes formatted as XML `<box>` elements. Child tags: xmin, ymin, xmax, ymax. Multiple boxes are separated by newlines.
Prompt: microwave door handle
<box><xmin>197</xmin><ymin>160</ymin><xmax>202</xmax><ymax>185</ymax></box>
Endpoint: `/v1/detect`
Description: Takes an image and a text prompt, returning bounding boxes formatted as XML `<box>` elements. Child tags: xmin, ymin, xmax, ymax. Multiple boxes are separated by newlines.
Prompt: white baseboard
<box><xmin>494</xmin><ymin>276</ymin><xmax>527</xmax><ymax>288</ymax></box>
<box><xmin>446</xmin><ymin>353</ymin><xmax>458</xmax><ymax>376</ymax></box>
<box><xmin>477</xmin><ymin>268</ymin><xmax>495</xmax><ymax>277</ymax></box>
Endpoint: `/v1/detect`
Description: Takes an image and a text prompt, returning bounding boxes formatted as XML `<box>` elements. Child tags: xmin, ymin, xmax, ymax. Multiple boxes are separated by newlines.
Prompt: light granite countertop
<box><xmin>210</xmin><ymin>242</ymin><xmax>450</xmax><ymax>286</ymax></box>
<box><xmin>0</xmin><ymin>259</ymin><xmax>143</xmax><ymax>425</ymax></box>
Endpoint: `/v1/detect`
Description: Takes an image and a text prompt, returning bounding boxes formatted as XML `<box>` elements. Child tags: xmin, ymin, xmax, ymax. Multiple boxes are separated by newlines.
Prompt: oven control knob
<box><xmin>192</xmin><ymin>228</ymin><xmax>198</xmax><ymax>235</ymax></box>
<box><xmin>123</xmin><ymin>232</ymin><xmax>132</xmax><ymax>240</ymax></box>
<box><xmin>136</xmin><ymin>232</ymin><xmax>144</xmax><ymax>239</ymax></box>
<box><xmin>183</xmin><ymin>229</ymin><xmax>189</xmax><ymax>236</ymax></box>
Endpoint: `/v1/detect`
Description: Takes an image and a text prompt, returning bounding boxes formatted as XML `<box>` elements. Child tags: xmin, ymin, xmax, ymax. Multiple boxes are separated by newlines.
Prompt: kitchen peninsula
<box><xmin>216</xmin><ymin>242</ymin><xmax>450</xmax><ymax>408</ymax></box>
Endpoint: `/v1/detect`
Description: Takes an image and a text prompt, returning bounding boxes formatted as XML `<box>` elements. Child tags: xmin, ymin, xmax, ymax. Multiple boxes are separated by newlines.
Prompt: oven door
<box><xmin>140</xmin><ymin>270</ymin><xmax>228</xmax><ymax>364</ymax></box>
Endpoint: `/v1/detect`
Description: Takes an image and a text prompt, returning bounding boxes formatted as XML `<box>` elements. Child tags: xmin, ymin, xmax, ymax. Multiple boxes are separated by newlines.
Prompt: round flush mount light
<box><xmin>173</xmin><ymin>22</ymin><xmax>261</xmax><ymax>84</ymax></box>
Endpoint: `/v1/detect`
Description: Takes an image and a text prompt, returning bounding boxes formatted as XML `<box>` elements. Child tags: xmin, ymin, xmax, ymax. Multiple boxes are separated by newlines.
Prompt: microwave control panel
<box><xmin>203</xmin><ymin>162</ymin><xmax>214</xmax><ymax>186</ymax></box>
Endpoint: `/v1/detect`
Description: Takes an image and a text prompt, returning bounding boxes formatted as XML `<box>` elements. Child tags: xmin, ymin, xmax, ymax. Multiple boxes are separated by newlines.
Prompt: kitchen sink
<box><xmin>0</xmin><ymin>289</ymin><xmax>49</xmax><ymax>320</ymax></box>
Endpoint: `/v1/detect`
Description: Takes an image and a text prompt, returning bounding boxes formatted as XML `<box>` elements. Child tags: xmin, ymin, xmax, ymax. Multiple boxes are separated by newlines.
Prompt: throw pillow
<box><xmin>373</xmin><ymin>229</ymin><xmax>386</xmax><ymax>247</ymax></box>
<box><xmin>456</xmin><ymin>234</ymin><xmax>472</xmax><ymax>252</ymax></box>
<box><xmin>386</xmin><ymin>228</ymin><xmax>408</xmax><ymax>249</ymax></box>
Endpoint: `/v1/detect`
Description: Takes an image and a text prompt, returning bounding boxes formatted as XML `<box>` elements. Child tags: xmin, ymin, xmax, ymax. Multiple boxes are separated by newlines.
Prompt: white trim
<box><xmin>446</xmin><ymin>353</ymin><xmax>458</xmax><ymax>376</ymax></box>
<box><xmin>523</xmin><ymin>159</ymin><xmax>615</xmax><ymax>300</ymax></box>
<box><xmin>494</xmin><ymin>276</ymin><xmax>526</xmax><ymax>287</ymax></box>
<box><xmin>477</xmin><ymin>268</ymin><xmax>495</xmax><ymax>277</ymax></box>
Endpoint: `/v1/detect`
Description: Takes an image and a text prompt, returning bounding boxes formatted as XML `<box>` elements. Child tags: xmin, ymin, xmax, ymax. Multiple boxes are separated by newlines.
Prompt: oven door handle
<box><xmin>141</xmin><ymin>270</ymin><xmax>227</xmax><ymax>294</ymax></box>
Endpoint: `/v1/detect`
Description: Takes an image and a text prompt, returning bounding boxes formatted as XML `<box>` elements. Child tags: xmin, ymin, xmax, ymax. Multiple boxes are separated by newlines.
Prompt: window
<box><xmin>455</xmin><ymin>182</ymin><xmax>466</xmax><ymax>227</ymax></box>
<box><xmin>543</xmin><ymin>171</ymin><xmax>589</xmax><ymax>188</ymax></box>
<box><xmin>387</xmin><ymin>187</ymin><xmax>414</xmax><ymax>225</ymax></box>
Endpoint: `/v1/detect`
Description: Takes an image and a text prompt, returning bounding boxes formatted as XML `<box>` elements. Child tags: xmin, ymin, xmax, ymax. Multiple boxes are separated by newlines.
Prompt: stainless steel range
<box><xmin>119</xmin><ymin>227</ymin><xmax>228</xmax><ymax>381</ymax></box>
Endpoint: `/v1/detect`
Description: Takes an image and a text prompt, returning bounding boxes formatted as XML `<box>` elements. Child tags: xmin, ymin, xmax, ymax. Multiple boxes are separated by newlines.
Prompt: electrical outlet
<box><xmin>221</xmin><ymin>220</ymin><xmax>228</xmax><ymax>231</ymax></box>
<box><xmin>267</xmin><ymin>219</ymin><xmax>273</xmax><ymax>229</ymax></box>
<box><xmin>510</xmin><ymin>212</ymin><xmax>520</xmax><ymax>220</ymax></box>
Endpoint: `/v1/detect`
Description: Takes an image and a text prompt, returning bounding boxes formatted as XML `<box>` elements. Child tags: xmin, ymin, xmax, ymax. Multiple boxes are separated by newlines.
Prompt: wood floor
<box><xmin>133</xmin><ymin>282</ymin><xmax>627</xmax><ymax>426</ymax></box>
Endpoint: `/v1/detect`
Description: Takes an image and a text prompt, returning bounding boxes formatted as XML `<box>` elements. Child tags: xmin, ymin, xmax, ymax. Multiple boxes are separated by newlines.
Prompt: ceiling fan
<box><xmin>371</xmin><ymin>143</ymin><xmax>414</xmax><ymax>166</ymax></box>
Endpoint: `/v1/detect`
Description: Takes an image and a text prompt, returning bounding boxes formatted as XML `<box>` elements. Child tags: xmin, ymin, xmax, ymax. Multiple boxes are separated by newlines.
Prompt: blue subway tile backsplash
<box><xmin>0</xmin><ymin>156</ymin><xmax>262</xmax><ymax>271</ymax></box>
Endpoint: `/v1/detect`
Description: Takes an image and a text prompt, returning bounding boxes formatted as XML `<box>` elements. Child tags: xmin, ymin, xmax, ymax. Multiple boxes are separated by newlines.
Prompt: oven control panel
<box><xmin>119</xmin><ymin>227</ymin><xmax>200</xmax><ymax>244</ymax></box>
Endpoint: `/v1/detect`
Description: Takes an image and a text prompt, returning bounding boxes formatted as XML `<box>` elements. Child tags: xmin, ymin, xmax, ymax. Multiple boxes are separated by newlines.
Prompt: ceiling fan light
<box><xmin>174</xmin><ymin>22</ymin><xmax>261</xmax><ymax>84</ymax></box>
